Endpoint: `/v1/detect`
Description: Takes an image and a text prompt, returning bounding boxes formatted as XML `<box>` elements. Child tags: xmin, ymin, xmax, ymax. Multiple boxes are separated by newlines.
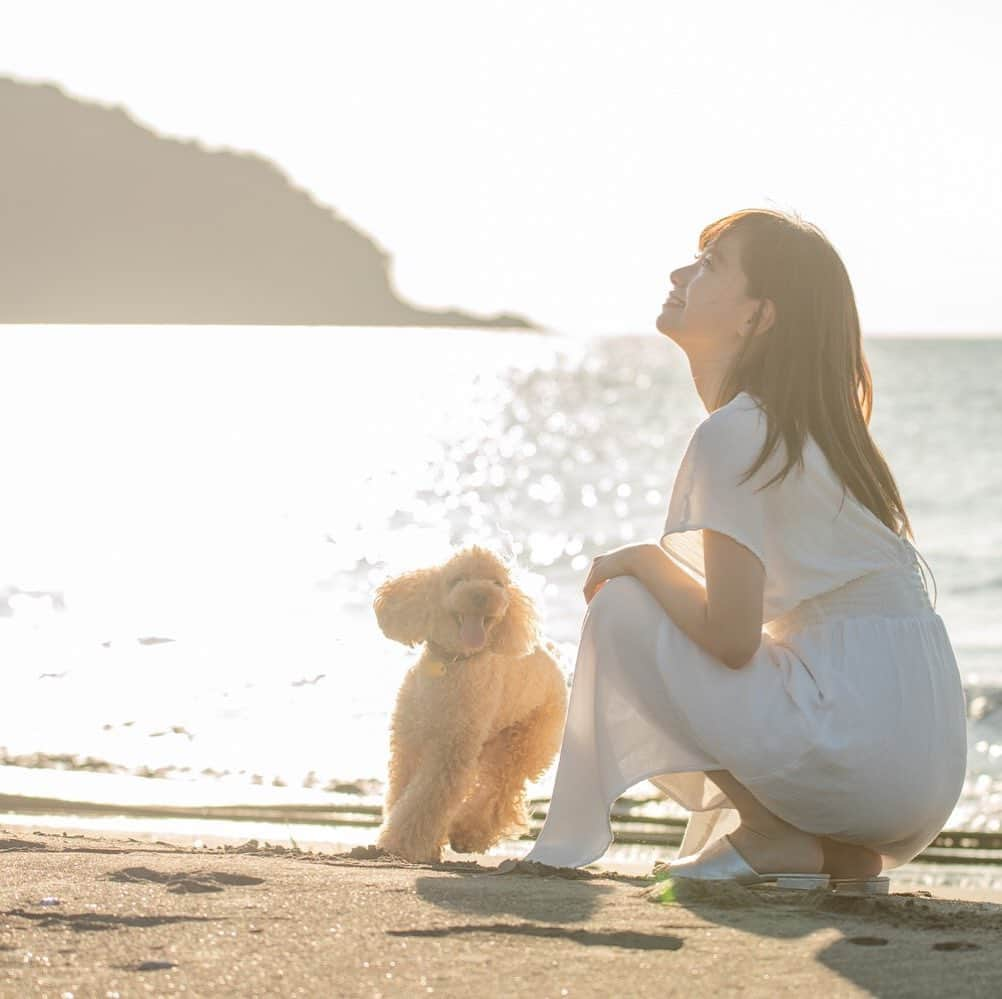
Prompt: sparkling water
<box><xmin>1</xmin><ymin>325</ymin><xmax>999</xmax><ymax>832</ymax></box>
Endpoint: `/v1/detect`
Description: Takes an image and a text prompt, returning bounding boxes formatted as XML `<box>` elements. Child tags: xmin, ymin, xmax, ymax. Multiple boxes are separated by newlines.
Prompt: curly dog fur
<box><xmin>373</xmin><ymin>544</ymin><xmax>568</xmax><ymax>863</ymax></box>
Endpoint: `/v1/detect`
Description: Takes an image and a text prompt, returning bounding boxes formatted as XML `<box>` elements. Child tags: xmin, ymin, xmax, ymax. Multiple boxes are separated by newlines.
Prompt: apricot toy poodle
<box><xmin>372</xmin><ymin>544</ymin><xmax>568</xmax><ymax>863</ymax></box>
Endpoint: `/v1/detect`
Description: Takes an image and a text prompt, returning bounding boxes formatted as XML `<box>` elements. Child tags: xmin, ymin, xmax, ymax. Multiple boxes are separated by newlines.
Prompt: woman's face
<box><xmin>655</xmin><ymin>231</ymin><xmax>765</xmax><ymax>352</ymax></box>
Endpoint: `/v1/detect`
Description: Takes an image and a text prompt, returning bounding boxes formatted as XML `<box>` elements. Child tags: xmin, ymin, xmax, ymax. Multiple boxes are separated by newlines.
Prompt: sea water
<box><xmin>0</xmin><ymin>325</ymin><xmax>999</xmax><ymax>832</ymax></box>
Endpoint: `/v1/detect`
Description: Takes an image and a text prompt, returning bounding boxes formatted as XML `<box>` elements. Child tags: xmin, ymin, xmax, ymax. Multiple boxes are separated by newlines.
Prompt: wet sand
<box><xmin>3</xmin><ymin>828</ymin><xmax>1002</xmax><ymax>997</ymax></box>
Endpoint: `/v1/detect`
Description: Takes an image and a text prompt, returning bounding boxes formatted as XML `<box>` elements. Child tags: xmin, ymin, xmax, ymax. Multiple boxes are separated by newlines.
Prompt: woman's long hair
<box><xmin>703</xmin><ymin>207</ymin><xmax>915</xmax><ymax>543</ymax></box>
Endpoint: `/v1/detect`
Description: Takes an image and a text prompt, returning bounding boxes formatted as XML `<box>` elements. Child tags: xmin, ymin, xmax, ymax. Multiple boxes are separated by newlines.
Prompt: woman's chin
<box><xmin>655</xmin><ymin>313</ymin><xmax>677</xmax><ymax>336</ymax></box>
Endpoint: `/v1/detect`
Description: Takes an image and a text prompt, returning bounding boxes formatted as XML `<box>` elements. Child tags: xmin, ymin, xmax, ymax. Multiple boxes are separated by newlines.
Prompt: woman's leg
<box><xmin>706</xmin><ymin>769</ymin><xmax>882</xmax><ymax>878</ymax></box>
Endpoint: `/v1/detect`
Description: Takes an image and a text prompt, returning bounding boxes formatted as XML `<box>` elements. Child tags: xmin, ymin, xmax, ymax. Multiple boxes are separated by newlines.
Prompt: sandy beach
<box><xmin>3</xmin><ymin>827</ymin><xmax>1002</xmax><ymax>998</ymax></box>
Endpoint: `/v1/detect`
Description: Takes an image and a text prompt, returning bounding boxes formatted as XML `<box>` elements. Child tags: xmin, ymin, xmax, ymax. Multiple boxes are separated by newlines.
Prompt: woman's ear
<box><xmin>491</xmin><ymin>584</ymin><xmax>540</xmax><ymax>657</ymax></box>
<box><xmin>373</xmin><ymin>568</ymin><xmax>436</xmax><ymax>647</ymax></box>
<box><xmin>749</xmin><ymin>298</ymin><xmax>776</xmax><ymax>336</ymax></box>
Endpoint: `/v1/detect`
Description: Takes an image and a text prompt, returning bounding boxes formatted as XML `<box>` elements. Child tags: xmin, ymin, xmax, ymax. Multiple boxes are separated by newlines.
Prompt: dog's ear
<box><xmin>491</xmin><ymin>584</ymin><xmax>539</xmax><ymax>657</ymax></box>
<box><xmin>373</xmin><ymin>568</ymin><xmax>436</xmax><ymax>646</ymax></box>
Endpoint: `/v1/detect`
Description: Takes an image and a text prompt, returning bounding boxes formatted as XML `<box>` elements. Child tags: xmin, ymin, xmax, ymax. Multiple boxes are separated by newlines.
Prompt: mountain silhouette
<box><xmin>0</xmin><ymin>76</ymin><xmax>541</xmax><ymax>329</ymax></box>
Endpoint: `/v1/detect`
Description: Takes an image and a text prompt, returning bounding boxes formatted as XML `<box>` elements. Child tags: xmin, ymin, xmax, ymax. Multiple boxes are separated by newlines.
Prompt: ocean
<box><xmin>1</xmin><ymin>325</ymin><xmax>1000</xmax><ymax>837</ymax></box>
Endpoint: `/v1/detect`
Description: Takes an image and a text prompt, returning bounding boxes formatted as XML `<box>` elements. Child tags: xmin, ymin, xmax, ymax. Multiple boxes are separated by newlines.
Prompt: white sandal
<box><xmin>829</xmin><ymin>876</ymin><xmax>891</xmax><ymax>895</ymax></box>
<box><xmin>654</xmin><ymin>833</ymin><xmax>830</xmax><ymax>891</ymax></box>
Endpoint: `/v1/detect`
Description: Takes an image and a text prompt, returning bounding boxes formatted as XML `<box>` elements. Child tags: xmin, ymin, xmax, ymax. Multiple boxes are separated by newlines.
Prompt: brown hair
<box><xmin>701</xmin><ymin>207</ymin><xmax>915</xmax><ymax>542</ymax></box>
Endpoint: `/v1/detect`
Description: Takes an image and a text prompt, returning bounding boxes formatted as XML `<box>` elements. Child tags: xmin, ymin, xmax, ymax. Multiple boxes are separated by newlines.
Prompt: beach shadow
<box><xmin>646</xmin><ymin>878</ymin><xmax>1002</xmax><ymax>934</ymax></box>
<box><xmin>388</xmin><ymin>921</ymin><xmax>682</xmax><ymax>951</ymax></box>
<box><xmin>4</xmin><ymin>907</ymin><xmax>213</xmax><ymax>932</ymax></box>
<box><xmin>413</xmin><ymin>862</ymin><xmax>618</xmax><ymax>924</ymax></box>
<box><xmin>643</xmin><ymin>878</ymin><xmax>1002</xmax><ymax>996</ymax></box>
<box><xmin>812</xmin><ymin>890</ymin><xmax>999</xmax><ymax>996</ymax></box>
<box><xmin>319</xmin><ymin>849</ymin><xmax>646</xmax><ymax>922</ymax></box>
<box><xmin>108</xmin><ymin>865</ymin><xmax>266</xmax><ymax>894</ymax></box>
<box><xmin>307</xmin><ymin>847</ymin><xmax>616</xmax><ymax>922</ymax></box>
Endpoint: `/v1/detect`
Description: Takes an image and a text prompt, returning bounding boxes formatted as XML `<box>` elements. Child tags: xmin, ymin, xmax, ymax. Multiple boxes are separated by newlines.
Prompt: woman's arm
<box><xmin>630</xmin><ymin>541</ymin><xmax>757</xmax><ymax>670</ymax></box>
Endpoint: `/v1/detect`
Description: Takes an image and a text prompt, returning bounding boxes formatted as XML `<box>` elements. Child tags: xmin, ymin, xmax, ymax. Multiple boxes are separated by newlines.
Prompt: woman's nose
<box><xmin>669</xmin><ymin>264</ymin><xmax>689</xmax><ymax>287</ymax></box>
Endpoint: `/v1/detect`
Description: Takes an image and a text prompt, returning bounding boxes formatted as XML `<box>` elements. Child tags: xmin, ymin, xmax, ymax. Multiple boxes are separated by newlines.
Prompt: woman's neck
<box><xmin>688</xmin><ymin>354</ymin><xmax>735</xmax><ymax>414</ymax></box>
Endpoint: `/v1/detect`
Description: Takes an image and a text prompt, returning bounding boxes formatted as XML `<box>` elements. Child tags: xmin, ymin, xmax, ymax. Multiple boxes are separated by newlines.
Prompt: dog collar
<box><xmin>421</xmin><ymin>639</ymin><xmax>482</xmax><ymax>677</ymax></box>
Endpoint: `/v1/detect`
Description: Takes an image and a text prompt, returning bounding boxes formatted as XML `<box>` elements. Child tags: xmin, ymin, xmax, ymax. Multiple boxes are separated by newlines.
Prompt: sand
<box><xmin>3</xmin><ymin>829</ymin><xmax>1002</xmax><ymax>998</ymax></box>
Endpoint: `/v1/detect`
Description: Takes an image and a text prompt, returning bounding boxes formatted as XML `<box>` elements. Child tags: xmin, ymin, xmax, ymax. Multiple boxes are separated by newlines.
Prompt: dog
<box><xmin>372</xmin><ymin>544</ymin><xmax>568</xmax><ymax>863</ymax></box>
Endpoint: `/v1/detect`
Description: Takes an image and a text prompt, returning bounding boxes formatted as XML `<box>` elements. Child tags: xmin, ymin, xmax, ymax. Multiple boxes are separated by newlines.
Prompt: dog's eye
<box><xmin>493</xmin><ymin>580</ymin><xmax>504</xmax><ymax>587</ymax></box>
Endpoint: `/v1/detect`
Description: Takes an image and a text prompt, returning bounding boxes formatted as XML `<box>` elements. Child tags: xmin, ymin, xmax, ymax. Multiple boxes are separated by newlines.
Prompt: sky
<box><xmin>3</xmin><ymin>0</ymin><xmax>1001</xmax><ymax>335</ymax></box>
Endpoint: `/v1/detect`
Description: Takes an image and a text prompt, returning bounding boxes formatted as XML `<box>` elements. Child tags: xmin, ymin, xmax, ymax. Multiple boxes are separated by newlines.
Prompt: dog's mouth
<box><xmin>454</xmin><ymin>613</ymin><xmax>495</xmax><ymax>650</ymax></box>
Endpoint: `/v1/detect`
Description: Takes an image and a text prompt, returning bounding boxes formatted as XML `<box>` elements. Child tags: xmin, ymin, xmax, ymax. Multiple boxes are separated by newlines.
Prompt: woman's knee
<box><xmin>583</xmin><ymin>575</ymin><xmax>668</xmax><ymax>679</ymax></box>
<box><xmin>587</xmin><ymin>575</ymin><xmax>648</xmax><ymax>616</ymax></box>
<box><xmin>585</xmin><ymin>575</ymin><xmax>660</xmax><ymax>638</ymax></box>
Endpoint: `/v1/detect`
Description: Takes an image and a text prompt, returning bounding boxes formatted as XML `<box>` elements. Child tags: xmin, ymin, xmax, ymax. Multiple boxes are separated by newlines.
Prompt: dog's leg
<box><xmin>377</xmin><ymin>731</ymin><xmax>487</xmax><ymax>864</ymax></box>
<box><xmin>384</xmin><ymin>731</ymin><xmax>421</xmax><ymax>815</ymax></box>
<box><xmin>448</xmin><ymin>727</ymin><xmax>523</xmax><ymax>854</ymax></box>
<box><xmin>380</xmin><ymin>669</ymin><xmax>425</xmax><ymax>820</ymax></box>
<box><xmin>449</xmin><ymin>692</ymin><xmax>566</xmax><ymax>854</ymax></box>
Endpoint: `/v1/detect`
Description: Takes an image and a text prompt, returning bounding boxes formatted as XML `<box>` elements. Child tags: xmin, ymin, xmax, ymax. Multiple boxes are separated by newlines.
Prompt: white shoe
<box><xmin>829</xmin><ymin>875</ymin><xmax>891</xmax><ymax>895</ymax></box>
<box><xmin>655</xmin><ymin>833</ymin><xmax>830</xmax><ymax>891</ymax></box>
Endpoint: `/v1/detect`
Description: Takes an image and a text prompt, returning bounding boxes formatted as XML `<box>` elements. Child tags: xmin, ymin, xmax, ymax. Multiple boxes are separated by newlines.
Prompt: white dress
<box><xmin>523</xmin><ymin>391</ymin><xmax>968</xmax><ymax>872</ymax></box>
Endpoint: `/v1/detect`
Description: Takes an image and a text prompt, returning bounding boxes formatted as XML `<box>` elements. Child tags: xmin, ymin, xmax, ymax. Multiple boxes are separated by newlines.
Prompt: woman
<box><xmin>518</xmin><ymin>208</ymin><xmax>967</xmax><ymax>891</ymax></box>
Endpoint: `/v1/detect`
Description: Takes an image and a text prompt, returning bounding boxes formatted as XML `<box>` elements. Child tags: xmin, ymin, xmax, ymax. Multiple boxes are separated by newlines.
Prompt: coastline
<box><xmin>2</xmin><ymin>763</ymin><xmax>1001</xmax><ymax>895</ymax></box>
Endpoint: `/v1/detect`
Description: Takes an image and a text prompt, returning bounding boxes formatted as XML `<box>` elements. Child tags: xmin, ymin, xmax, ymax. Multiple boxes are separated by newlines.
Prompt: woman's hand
<box><xmin>582</xmin><ymin>543</ymin><xmax>656</xmax><ymax>605</ymax></box>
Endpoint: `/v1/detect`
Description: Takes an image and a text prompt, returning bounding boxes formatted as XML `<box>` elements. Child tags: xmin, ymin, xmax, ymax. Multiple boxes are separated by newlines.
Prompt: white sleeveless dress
<box><xmin>522</xmin><ymin>391</ymin><xmax>968</xmax><ymax>872</ymax></box>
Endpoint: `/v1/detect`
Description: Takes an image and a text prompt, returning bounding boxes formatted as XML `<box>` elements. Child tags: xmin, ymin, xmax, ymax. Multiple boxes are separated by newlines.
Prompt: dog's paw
<box><xmin>448</xmin><ymin>838</ymin><xmax>485</xmax><ymax>856</ymax></box>
<box><xmin>448</xmin><ymin>828</ymin><xmax>496</xmax><ymax>855</ymax></box>
<box><xmin>377</xmin><ymin>836</ymin><xmax>443</xmax><ymax>865</ymax></box>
